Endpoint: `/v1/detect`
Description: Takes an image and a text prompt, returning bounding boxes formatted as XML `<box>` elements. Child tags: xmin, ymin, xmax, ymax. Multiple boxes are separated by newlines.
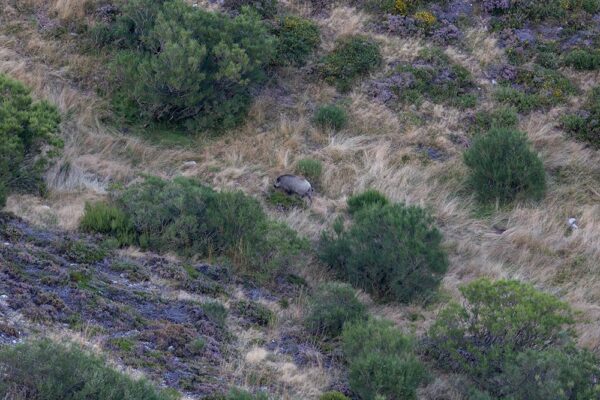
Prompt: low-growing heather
<box><xmin>562</xmin><ymin>86</ymin><xmax>600</xmax><ymax>149</ymax></box>
<box><xmin>0</xmin><ymin>73</ymin><xmax>61</xmax><ymax>206</ymax></box>
<box><xmin>343</xmin><ymin>319</ymin><xmax>428</xmax><ymax>399</ymax></box>
<box><xmin>464</xmin><ymin>128</ymin><xmax>546</xmax><ymax>204</ymax></box>
<box><xmin>319</xmin><ymin>202</ymin><xmax>447</xmax><ymax>303</ymax></box>
<box><xmin>0</xmin><ymin>339</ymin><xmax>179</xmax><ymax>400</ymax></box>
<box><xmin>305</xmin><ymin>282</ymin><xmax>367</xmax><ymax>337</ymax></box>
<box><xmin>276</xmin><ymin>16</ymin><xmax>320</xmax><ymax>66</ymax></box>
<box><xmin>320</xmin><ymin>36</ymin><xmax>382</xmax><ymax>92</ymax></box>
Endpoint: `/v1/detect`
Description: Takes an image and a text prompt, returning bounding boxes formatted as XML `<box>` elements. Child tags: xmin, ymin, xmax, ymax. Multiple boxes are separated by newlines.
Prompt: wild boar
<box><xmin>273</xmin><ymin>174</ymin><xmax>313</xmax><ymax>202</ymax></box>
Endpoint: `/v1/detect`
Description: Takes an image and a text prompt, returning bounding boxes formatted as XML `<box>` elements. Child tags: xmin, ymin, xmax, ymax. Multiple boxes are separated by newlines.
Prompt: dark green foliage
<box><xmin>295</xmin><ymin>158</ymin><xmax>323</xmax><ymax>184</ymax></box>
<box><xmin>319</xmin><ymin>392</ymin><xmax>349</xmax><ymax>400</ymax></box>
<box><xmin>346</xmin><ymin>189</ymin><xmax>389</xmax><ymax>214</ymax></box>
<box><xmin>471</xmin><ymin>107</ymin><xmax>518</xmax><ymax>134</ymax></box>
<box><xmin>0</xmin><ymin>73</ymin><xmax>61</xmax><ymax>207</ymax></box>
<box><xmin>233</xmin><ymin>300</ymin><xmax>274</xmax><ymax>326</ymax></box>
<box><xmin>101</xmin><ymin>0</ymin><xmax>275</xmax><ymax>133</ymax></box>
<box><xmin>342</xmin><ymin>319</ymin><xmax>428</xmax><ymax>400</ymax></box>
<box><xmin>223</xmin><ymin>0</ymin><xmax>278</xmax><ymax>18</ymax></box>
<box><xmin>305</xmin><ymin>282</ymin><xmax>367</xmax><ymax>337</ymax></box>
<box><xmin>564</xmin><ymin>49</ymin><xmax>600</xmax><ymax>70</ymax></box>
<box><xmin>0</xmin><ymin>339</ymin><xmax>179</xmax><ymax>400</ymax></box>
<box><xmin>464</xmin><ymin>128</ymin><xmax>546</xmax><ymax>204</ymax></box>
<box><xmin>494</xmin><ymin>67</ymin><xmax>576</xmax><ymax>113</ymax></box>
<box><xmin>221</xmin><ymin>389</ymin><xmax>269</xmax><ymax>400</ymax></box>
<box><xmin>80</xmin><ymin>202</ymin><xmax>135</xmax><ymax>245</ymax></box>
<box><xmin>319</xmin><ymin>202</ymin><xmax>448</xmax><ymax>303</ymax></box>
<box><xmin>562</xmin><ymin>87</ymin><xmax>600</xmax><ymax>149</ymax></box>
<box><xmin>313</xmin><ymin>104</ymin><xmax>348</xmax><ymax>130</ymax></box>
<box><xmin>320</xmin><ymin>36</ymin><xmax>382</xmax><ymax>92</ymax></box>
<box><xmin>81</xmin><ymin>177</ymin><xmax>306</xmax><ymax>279</ymax></box>
<box><xmin>202</xmin><ymin>301</ymin><xmax>229</xmax><ymax>328</ymax></box>
<box><xmin>427</xmin><ymin>279</ymin><xmax>600</xmax><ymax>399</ymax></box>
<box><xmin>395</xmin><ymin>48</ymin><xmax>476</xmax><ymax>109</ymax></box>
<box><xmin>64</xmin><ymin>240</ymin><xmax>108</xmax><ymax>264</ymax></box>
<box><xmin>276</xmin><ymin>16</ymin><xmax>320</xmax><ymax>66</ymax></box>
<box><xmin>266</xmin><ymin>188</ymin><xmax>307</xmax><ymax>209</ymax></box>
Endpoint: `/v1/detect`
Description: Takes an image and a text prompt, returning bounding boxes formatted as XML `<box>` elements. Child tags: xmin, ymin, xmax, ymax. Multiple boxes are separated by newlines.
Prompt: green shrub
<box><xmin>320</xmin><ymin>36</ymin><xmax>382</xmax><ymax>92</ymax></box>
<box><xmin>305</xmin><ymin>282</ymin><xmax>367</xmax><ymax>337</ymax></box>
<box><xmin>0</xmin><ymin>73</ymin><xmax>61</xmax><ymax>207</ymax></box>
<box><xmin>202</xmin><ymin>301</ymin><xmax>229</xmax><ymax>328</ymax></box>
<box><xmin>0</xmin><ymin>339</ymin><xmax>179</xmax><ymax>400</ymax></box>
<box><xmin>562</xmin><ymin>86</ymin><xmax>600</xmax><ymax>149</ymax></box>
<box><xmin>494</xmin><ymin>86</ymin><xmax>542</xmax><ymax>113</ymax></box>
<box><xmin>342</xmin><ymin>319</ymin><xmax>428</xmax><ymax>400</ymax></box>
<box><xmin>394</xmin><ymin>48</ymin><xmax>477</xmax><ymax>108</ymax></box>
<box><xmin>471</xmin><ymin>107</ymin><xmax>519</xmax><ymax>134</ymax></box>
<box><xmin>233</xmin><ymin>300</ymin><xmax>274</xmax><ymax>326</ymax></box>
<box><xmin>223</xmin><ymin>389</ymin><xmax>269</xmax><ymax>400</ymax></box>
<box><xmin>81</xmin><ymin>177</ymin><xmax>307</xmax><ymax>280</ymax></box>
<box><xmin>564</xmin><ymin>48</ymin><xmax>600</xmax><ymax>70</ymax></box>
<box><xmin>319</xmin><ymin>391</ymin><xmax>349</xmax><ymax>400</ymax></box>
<box><xmin>463</xmin><ymin>128</ymin><xmax>546</xmax><ymax>204</ymax></box>
<box><xmin>346</xmin><ymin>189</ymin><xmax>388</xmax><ymax>214</ymax></box>
<box><xmin>103</xmin><ymin>0</ymin><xmax>275</xmax><ymax>133</ymax></box>
<box><xmin>319</xmin><ymin>202</ymin><xmax>447</xmax><ymax>303</ymax></box>
<box><xmin>266</xmin><ymin>188</ymin><xmax>307</xmax><ymax>209</ymax></box>
<box><xmin>222</xmin><ymin>0</ymin><xmax>278</xmax><ymax>18</ymax></box>
<box><xmin>295</xmin><ymin>158</ymin><xmax>323</xmax><ymax>184</ymax></box>
<box><xmin>426</xmin><ymin>279</ymin><xmax>599</xmax><ymax>398</ymax></box>
<box><xmin>313</xmin><ymin>104</ymin><xmax>348</xmax><ymax>130</ymax></box>
<box><xmin>276</xmin><ymin>16</ymin><xmax>320</xmax><ymax>66</ymax></box>
<box><xmin>80</xmin><ymin>202</ymin><xmax>135</xmax><ymax>245</ymax></box>
<box><xmin>64</xmin><ymin>240</ymin><xmax>108</xmax><ymax>264</ymax></box>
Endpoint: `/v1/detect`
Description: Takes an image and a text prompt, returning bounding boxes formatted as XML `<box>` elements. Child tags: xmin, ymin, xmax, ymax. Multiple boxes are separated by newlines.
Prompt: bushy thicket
<box><xmin>562</xmin><ymin>86</ymin><xmax>600</xmax><ymax>149</ymax></box>
<box><xmin>276</xmin><ymin>16</ymin><xmax>320</xmax><ymax>66</ymax></box>
<box><xmin>0</xmin><ymin>73</ymin><xmax>61</xmax><ymax>207</ymax></box>
<box><xmin>305</xmin><ymin>282</ymin><xmax>367</xmax><ymax>337</ymax></box>
<box><xmin>346</xmin><ymin>189</ymin><xmax>389</xmax><ymax>214</ymax></box>
<box><xmin>81</xmin><ymin>177</ymin><xmax>306</xmax><ymax>279</ymax></box>
<box><xmin>343</xmin><ymin>319</ymin><xmax>428</xmax><ymax>399</ymax></box>
<box><xmin>319</xmin><ymin>392</ymin><xmax>349</xmax><ymax>400</ymax></box>
<box><xmin>471</xmin><ymin>107</ymin><xmax>518</xmax><ymax>134</ymax></box>
<box><xmin>0</xmin><ymin>339</ymin><xmax>178</xmax><ymax>400</ymax></box>
<box><xmin>319</xmin><ymin>201</ymin><xmax>447</xmax><ymax>303</ymax></box>
<box><xmin>426</xmin><ymin>279</ymin><xmax>600</xmax><ymax>399</ymax></box>
<box><xmin>564</xmin><ymin>48</ymin><xmax>600</xmax><ymax>70</ymax></box>
<box><xmin>320</xmin><ymin>36</ymin><xmax>382</xmax><ymax>92</ymax></box>
<box><xmin>464</xmin><ymin>128</ymin><xmax>546</xmax><ymax>204</ymax></box>
<box><xmin>313</xmin><ymin>104</ymin><xmax>348</xmax><ymax>130</ymax></box>
<box><xmin>96</xmin><ymin>0</ymin><xmax>275</xmax><ymax>133</ymax></box>
<box><xmin>223</xmin><ymin>0</ymin><xmax>278</xmax><ymax>18</ymax></box>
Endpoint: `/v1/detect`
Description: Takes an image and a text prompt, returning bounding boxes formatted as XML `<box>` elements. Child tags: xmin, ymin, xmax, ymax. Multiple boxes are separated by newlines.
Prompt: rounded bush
<box><xmin>223</xmin><ymin>0</ymin><xmax>278</xmax><ymax>18</ymax></box>
<box><xmin>463</xmin><ymin>128</ymin><xmax>546</xmax><ymax>203</ymax></box>
<box><xmin>80</xmin><ymin>202</ymin><xmax>135</xmax><ymax>245</ymax></box>
<box><xmin>276</xmin><ymin>16</ymin><xmax>320</xmax><ymax>66</ymax></box>
<box><xmin>346</xmin><ymin>189</ymin><xmax>388</xmax><ymax>214</ymax></box>
<box><xmin>314</xmin><ymin>104</ymin><xmax>348</xmax><ymax>130</ymax></box>
<box><xmin>564</xmin><ymin>49</ymin><xmax>600</xmax><ymax>71</ymax></box>
<box><xmin>0</xmin><ymin>73</ymin><xmax>61</xmax><ymax>207</ymax></box>
<box><xmin>305</xmin><ymin>282</ymin><xmax>367</xmax><ymax>337</ymax></box>
<box><xmin>562</xmin><ymin>87</ymin><xmax>600</xmax><ymax>149</ymax></box>
<box><xmin>320</xmin><ymin>36</ymin><xmax>382</xmax><ymax>92</ymax></box>
<box><xmin>319</xmin><ymin>203</ymin><xmax>448</xmax><ymax>303</ymax></box>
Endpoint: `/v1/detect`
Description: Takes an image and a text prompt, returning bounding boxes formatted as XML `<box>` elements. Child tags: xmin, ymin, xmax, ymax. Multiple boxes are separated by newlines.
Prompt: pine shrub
<box><xmin>562</xmin><ymin>86</ymin><xmax>600</xmax><ymax>149</ymax></box>
<box><xmin>276</xmin><ymin>16</ymin><xmax>320</xmax><ymax>66</ymax></box>
<box><xmin>305</xmin><ymin>282</ymin><xmax>367</xmax><ymax>337</ymax></box>
<box><xmin>319</xmin><ymin>392</ymin><xmax>349</xmax><ymax>400</ymax></box>
<box><xmin>313</xmin><ymin>104</ymin><xmax>348</xmax><ymax>130</ymax></box>
<box><xmin>463</xmin><ymin>128</ymin><xmax>546</xmax><ymax>204</ymax></box>
<box><xmin>320</xmin><ymin>36</ymin><xmax>382</xmax><ymax>92</ymax></box>
<box><xmin>346</xmin><ymin>189</ymin><xmax>388</xmax><ymax>214</ymax></box>
<box><xmin>319</xmin><ymin>202</ymin><xmax>447</xmax><ymax>303</ymax></box>
<box><xmin>80</xmin><ymin>201</ymin><xmax>135</xmax><ymax>245</ymax></box>
<box><xmin>0</xmin><ymin>73</ymin><xmax>61</xmax><ymax>207</ymax></box>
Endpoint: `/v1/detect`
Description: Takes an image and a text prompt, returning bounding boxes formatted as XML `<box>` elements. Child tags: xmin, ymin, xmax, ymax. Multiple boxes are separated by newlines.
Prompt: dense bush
<box><xmin>0</xmin><ymin>73</ymin><xmax>61</xmax><ymax>207</ymax></box>
<box><xmin>80</xmin><ymin>201</ymin><xmax>135</xmax><ymax>245</ymax></box>
<box><xmin>81</xmin><ymin>177</ymin><xmax>306</xmax><ymax>279</ymax></box>
<box><xmin>464</xmin><ymin>128</ymin><xmax>546</xmax><ymax>204</ymax></box>
<box><xmin>346</xmin><ymin>189</ymin><xmax>389</xmax><ymax>214</ymax></box>
<box><xmin>223</xmin><ymin>0</ymin><xmax>278</xmax><ymax>18</ymax></box>
<box><xmin>471</xmin><ymin>107</ymin><xmax>518</xmax><ymax>134</ymax></box>
<box><xmin>305</xmin><ymin>282</ymin><xmax>367</xmax><ymax>337</ymax></box>
<box><xmin>313</xmin><ymin>104</ymin><xmax>348</xmax><ymax>130</ymax></box>
<box><xmin>564</xmin><ymin>49</ymin><xmax>600</xmax><ymax>70</ymax></box>
<box><xmin>100</xmin><ymin>0</ymin><xmax>275</xmax><ymax>132</ymax></box>
<box><xmin>319</xmin><ymin>392</ymin><xmax>349</xmax><ymax>400</ymax></box>
<box><xmin>295</xmin><ymin>158</ymin><xmax>323</xmax><ymax>184</ymax></box>
<box><xmin>342</xmin><ymin>319</ymin><xmax>428</xmax><ymax>399</ymax></box>
<box><xmin>319</xmin><ymin>202</ymin><xmax>447</xmax><ymax>303</ymax></box>
<box><xmin>0</xmin><ymin>339</ymin><xmax>178</xmax><ymax>400</ymax></box>
<box><xmin>427</xmin><ymin>279</ymin><xmax>600</xmax><ymax>398</ymax></box>
<box><xmin>394</xmin><ymin>48</ymin><xmax>476</xmax><ymax>108</ymax></box>
<box><xmin>320</xmin><ymin>36</ymin><xmax>382</xmax><ymax>92</ymax></box>
<box><xmin>276</xmin><ymin>16</ymin><xmax>320</xmax><ymax>66</ymax></box>
<box><xmin>562</xmin><ymin>87</ymin><xmax>600</xmax><ymax>149</ymax></box>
